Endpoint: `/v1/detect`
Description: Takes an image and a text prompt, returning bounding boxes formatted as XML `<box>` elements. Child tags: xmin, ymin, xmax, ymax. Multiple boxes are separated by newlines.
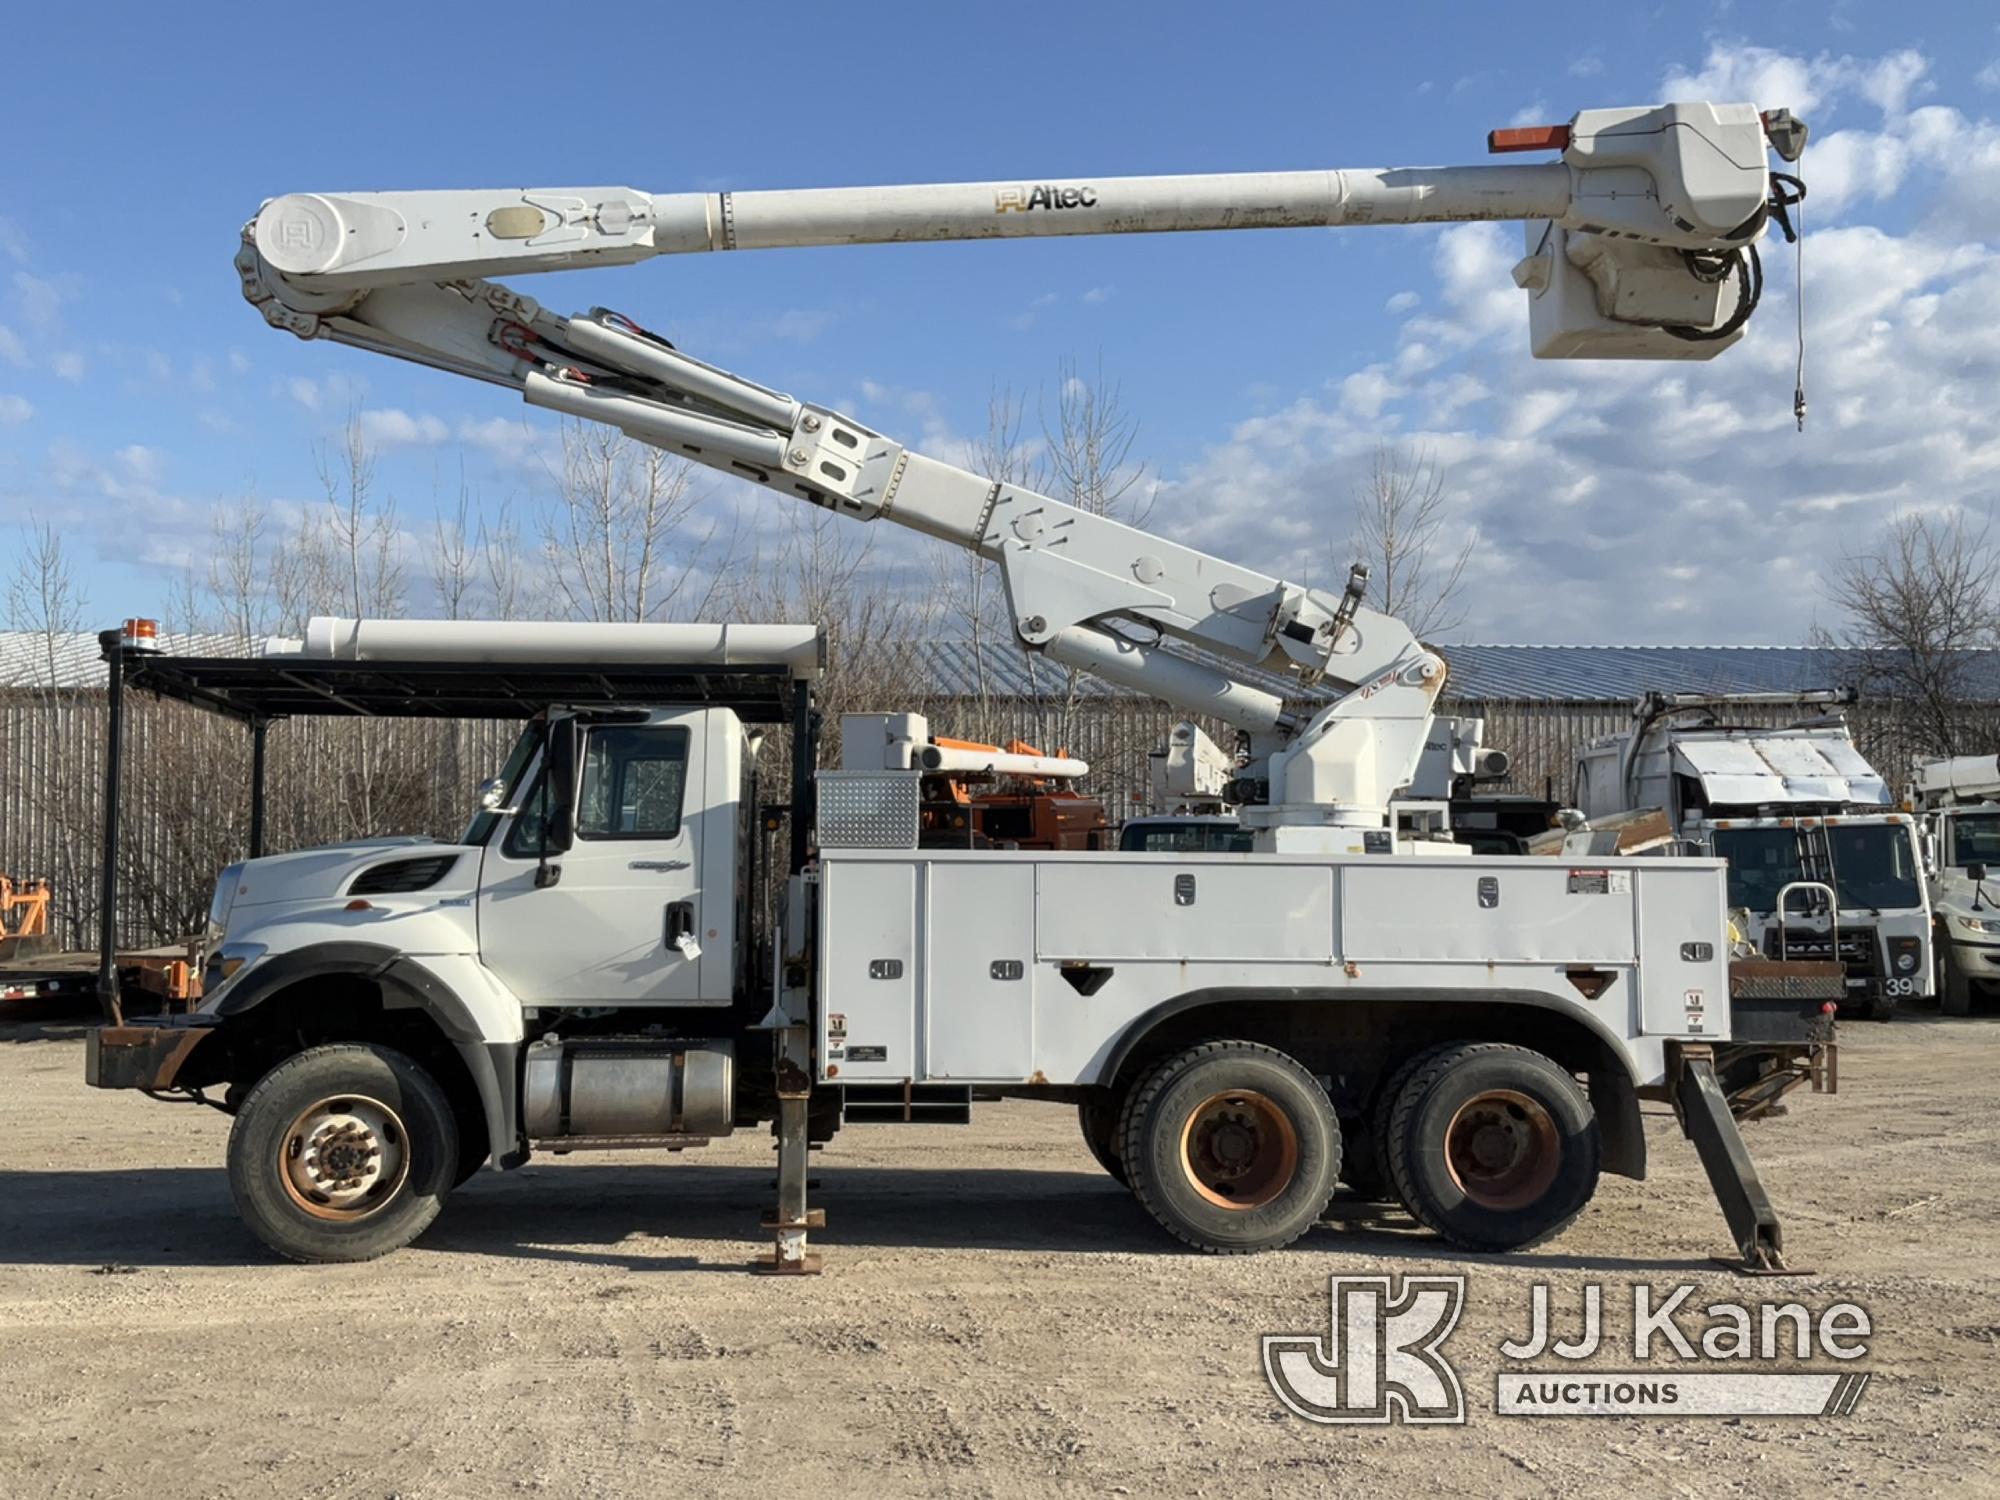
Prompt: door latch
<box><xmin>666</xmin><ymin>900</ymin><xmax>701</xmax><ymax>960</ymax></box>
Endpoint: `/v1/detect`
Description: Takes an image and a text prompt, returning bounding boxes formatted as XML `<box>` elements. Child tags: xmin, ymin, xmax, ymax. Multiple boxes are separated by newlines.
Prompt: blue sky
<box><xmin>5</xmin><ymin>2</ymin><xmax>2000</xmax><ymax>642</ymax></box>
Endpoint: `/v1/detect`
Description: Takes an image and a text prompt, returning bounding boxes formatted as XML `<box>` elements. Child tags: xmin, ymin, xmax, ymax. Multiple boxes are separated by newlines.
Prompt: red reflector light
<box><xmin>344</xmin><ymin>899</ymin><xmax>374</xmax><ymax>912</ymax></box>
<box><xmin>1821</xmin><ymin>1002</ymin><xmax>1838</xmax><ymax>1014</ymax></box>
<box><xmin>1488</xmin><ymin>124</ymin><xmax>1572</xmax><ymax>153</ymax></box>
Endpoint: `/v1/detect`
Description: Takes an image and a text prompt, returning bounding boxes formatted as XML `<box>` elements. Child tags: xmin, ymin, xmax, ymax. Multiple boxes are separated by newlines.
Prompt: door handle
<box><xmin>630</xmin><ymin>859</ymin><xmax>690</xmax><ymax>872</ymax></box>
<box><xmin>666</xmin><ymin>899</ymin><xmax>701</xmax><ymax>959</ymax></box>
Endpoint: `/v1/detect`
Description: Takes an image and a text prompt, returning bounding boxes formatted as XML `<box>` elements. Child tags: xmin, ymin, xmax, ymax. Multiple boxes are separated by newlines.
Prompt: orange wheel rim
<box><xmin>1178</xmin><ymin>1090</ymin><xmax>1300</xmax><ymax>1210</ymax></box>
<box><xmin>277</xmin><ymin>1094</ymin><xmax>411</xmax><ymax>1222</ymax></box>
<box><xmin>1443</xmin><ymin>1088</ymin><xmax>1559</xmax><ymax>1211</ymax></box>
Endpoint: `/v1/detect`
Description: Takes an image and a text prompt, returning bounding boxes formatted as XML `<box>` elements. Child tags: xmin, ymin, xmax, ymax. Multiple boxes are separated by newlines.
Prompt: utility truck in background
<box><xmin>86</xmin><ymin>99</ymin><xmax>1833</xmax><ymax>1275</ymax></box>
<box><xmin>1912</xmin><ymin>755</ymin><xmax>2000</xmax><ymax>1015</ymax></box>
<box><xmin>1578</xmin><ymin>692</ymin><xmax>1931</xmax><ymax>1020</ymax></box>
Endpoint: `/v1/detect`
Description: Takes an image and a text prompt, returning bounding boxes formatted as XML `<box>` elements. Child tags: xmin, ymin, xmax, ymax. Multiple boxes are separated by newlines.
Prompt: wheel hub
<box><xmin>1179</xmin><ymin>1090</ymin><xmax>1300</xmax><ymax>1210</ymax></box>
<box><xmin>280</xmin><ymin>1095</ymin><xmax>410</xmax><ymax>1220</ymax></box>
<box><xmin>1444</xmin><ymin>1088</ymin><xmax>1559</xmax><ymax>1211</ymax></box>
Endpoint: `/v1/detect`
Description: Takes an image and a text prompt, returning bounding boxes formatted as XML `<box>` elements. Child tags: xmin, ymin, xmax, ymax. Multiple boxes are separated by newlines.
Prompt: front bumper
<box><xmin>85</xmin><ymin>1018</ymin><xmax>219</xmax><ymax>1090</ymax></box>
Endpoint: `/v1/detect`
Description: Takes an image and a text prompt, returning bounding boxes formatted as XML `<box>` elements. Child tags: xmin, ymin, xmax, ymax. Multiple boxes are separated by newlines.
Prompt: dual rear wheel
<box><xmin>1093</xmin><ymin>1038</ymin><xmax>1600</xmax><ymax>1254</ymax></box>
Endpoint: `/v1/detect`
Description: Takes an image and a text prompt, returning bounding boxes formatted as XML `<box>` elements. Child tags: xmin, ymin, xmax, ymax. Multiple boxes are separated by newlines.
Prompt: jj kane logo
<box><xmin>1264</xmin><ymin>1276</ymin><xmax>1874</xmax><ymax>1425</ymax></box>
<box><xmin>995</xmin><ymin>184</ymin><xmax>1100</xmax><ymax>213</ymax></box>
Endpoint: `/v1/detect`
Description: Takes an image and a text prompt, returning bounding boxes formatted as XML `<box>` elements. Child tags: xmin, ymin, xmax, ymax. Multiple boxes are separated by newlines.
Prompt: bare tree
<box><xmin>479</xmin><ymin>499</ymin><xmax>527</xmax><ymax>622</ymax></box>
<box><xmin>316</xmin><ymin>414</ymin><xmax>407</xmax><ymax>619</ymax></box>
<box><xmin>4</xmin><ymin>523</ymin><xmax>94</xmax><ymax>945</ymax></box>
<box><xmin>427</xmin><ymin>479</ymin><xmax>478</xmax><ymax>622</ymax></box>
<box><xmin>1342</xmin><ymin>442</ymin><xmax>1475</xmax><ymax>640</ymax></box>
<box><xmin>539</xmin><ymin>421</ymin><xmax>725</xmax><ymax>623</ymax></box>
<box><xmin>1043</xmin><ymin>354</ymin><xmax>1151</xmax><ymax>524</ymax></box>
<box><xmin>1820</xmin><ymin>510</ymin><xmax>2000</xmax><ymax>759</ymax></box>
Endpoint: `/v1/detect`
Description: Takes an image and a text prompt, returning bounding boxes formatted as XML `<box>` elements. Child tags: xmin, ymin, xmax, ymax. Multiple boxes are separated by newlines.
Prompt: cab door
<box><xmin>478</xmin><ymin>715</ymin><xmax>714</xmax><ymax>1006</ymax></box>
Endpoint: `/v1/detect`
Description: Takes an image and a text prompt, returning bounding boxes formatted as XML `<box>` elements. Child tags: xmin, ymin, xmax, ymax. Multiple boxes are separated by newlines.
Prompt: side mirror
<box><xmin>543</xmin><ymin>718</ymin><xmax>581</xmax><ymax>855</ymax></box>
<box><xmin>1967</xmin><ymin>862</ymin><xmax>1987</xmax><ymax>885</ymax></box>
<box><xmin>476</xmin><ymin>775</ymin><xmax>515</xmax><ymax>814</ymax></box>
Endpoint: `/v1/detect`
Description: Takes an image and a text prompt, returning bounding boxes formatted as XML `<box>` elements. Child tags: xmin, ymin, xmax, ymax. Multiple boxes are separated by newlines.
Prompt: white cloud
<box><xmin>286</xmin><ymin>376</ymin><xmax>323</xmax><ymax>410</ymax></box>
<box><xmin>1508</xmin><ymin>100</ymin><xmax>1550</xmax><ymax>128</ymax></box>
<box><xmin>51</xmin><ymin>350</ymin><xmax>86</xmax><ymax>383</ymax></box>
<box><xmin>1385</xmin><ymin>290</ymin><xmax>1420</xmax><ymax>315</ymax></box>
<box><xmin>759</xmin><ymin>308</ymin><xmax>834</xmax><ymax>343</ymax></box>
<box><xmin>1978</xmin><ymin>60</ymin><xmax>2000</xmax><ymax>92</ymax></box>
<box><xmin>1145</xmin><ymin>45</ymin><xmax>2000</xmax><ymax>645</ymax></box>
<box><xmin>0</xmin><ymin>323</ymin><xmax>25</xmax><ymax>368</ymax></box>
<box><xmin>356</xmin><ymin>407</ymin><xmax>449</xmax><ymax>446</ymax></box>
<box><xmin>0</xmin><ymin>394</ymin><xmax>30</xmax><ymax>424</ymax></box>
<box><xmin>1082</xmin><ymin>286</ymin><xmax>1111</xmax><ymax>305</ymax></box>
<box><xmin>1568</xmin><ymin>54</ymin><xmax>1603</xmax><ymax>80</ymax></box>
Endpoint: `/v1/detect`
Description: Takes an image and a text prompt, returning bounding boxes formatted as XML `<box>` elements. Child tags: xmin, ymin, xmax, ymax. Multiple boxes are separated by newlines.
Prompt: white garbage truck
<box><xmin>88</xmin><ymin>99</ymin><xmax>1831</xmax><ymax>1273</ymax></box>
<box><xmin>1912</xmin><ymin>754</ymin><xmax>2000</xmax><ymax>1015</ymax></box>
<box><xmin>1577</xmin><ymin>692</ymin><xmax>1932</xmax><ymax>1020</ymax></box>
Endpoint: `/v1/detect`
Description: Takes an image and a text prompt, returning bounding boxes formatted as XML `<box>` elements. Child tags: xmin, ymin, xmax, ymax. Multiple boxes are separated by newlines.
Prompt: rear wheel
<box><xmin>1122</xmin><ymin>1041</ymin><xmax>1340</xmax><ymax>1254</ymax></box>
<box><xmin>1383</xmin><ymin>1042</ymin><xmax>1600</xmax><ymax>1253</ymax></box>
<box><xmin>227</xmin><ymin>1043</ymin><xmax>459</xmax><ymax>1263</ymax></box>
<box><xmin>1077</xmin><ymin>1092</ymin><xmax>1128</xmax><ymax>1186</ymax></box>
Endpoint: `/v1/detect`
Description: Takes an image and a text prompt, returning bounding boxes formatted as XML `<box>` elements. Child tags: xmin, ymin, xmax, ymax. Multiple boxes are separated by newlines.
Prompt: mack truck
<box><xmin>1912</xmin><ymin>754</ymin><xmax>2000</xmax><ymax>1015</ymax></box>
<box><xmin>1577</xmin><ymin>691</ymin><xmax>1931</xmax><ymax>1020</ymax></box>
<box><xmin>87</xmin><ymin>99</ymin><xmax>1831</xmax><ymax>1274</ymax></box>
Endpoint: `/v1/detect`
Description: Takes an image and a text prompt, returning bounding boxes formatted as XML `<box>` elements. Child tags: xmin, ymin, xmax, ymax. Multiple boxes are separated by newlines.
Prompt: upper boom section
<box><xmin>248</xmin><ymin>102</ymin><xmax>1801</xmax><ymax>361</ymax></box>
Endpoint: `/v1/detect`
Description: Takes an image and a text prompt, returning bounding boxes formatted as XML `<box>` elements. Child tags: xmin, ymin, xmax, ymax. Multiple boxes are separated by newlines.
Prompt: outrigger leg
<box><xmin>756</xmin><ymin>1024</ymin><xmax>823</xmax><ymax>1274</ymax></box>
<box><xmin>1672</xmin><ymin>1044</ymin><xmax>1799</xmax><ymax>1276</ymax></box>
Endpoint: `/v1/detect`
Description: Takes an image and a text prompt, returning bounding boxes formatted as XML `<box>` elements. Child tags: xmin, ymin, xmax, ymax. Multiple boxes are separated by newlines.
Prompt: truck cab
<box><xmin>1576</xmin><ymin>695</ymin><xmax>1932</xmax><ymax>1019</ymax></box>
<box><xmin>1911</xmin><ymin>754</ymin><xmax>2000</xmax><ymax>1015</ymax></box>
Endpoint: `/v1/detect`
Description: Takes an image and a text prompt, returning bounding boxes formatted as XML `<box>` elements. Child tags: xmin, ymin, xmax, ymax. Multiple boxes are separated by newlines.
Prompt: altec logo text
<box><xmin>995</xmin><ymin>185</ymin><xmax>1100</xmax><ymax>213</ymax></box>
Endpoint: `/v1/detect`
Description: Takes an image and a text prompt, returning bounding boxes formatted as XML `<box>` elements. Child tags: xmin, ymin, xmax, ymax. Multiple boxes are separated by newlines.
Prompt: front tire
<box><xmin>227</xmin><ymin>1043</ymin><xmax>459</xmax><ymax>1263</ymax></box>
<box><xmin>1383</xmin><ymin>1042</ymin><xmax>1600</xmax><ymax>1253</ymax></box>
<box><xmin>1121</xmin><ymin>1041</ymin><xmax>1340</xmax><ymax>1254</ymax></box>
<box><xmin>1940</xmin><ymin>938</ymin><xmax>1975</xmax><ymax>1017</ymax></box>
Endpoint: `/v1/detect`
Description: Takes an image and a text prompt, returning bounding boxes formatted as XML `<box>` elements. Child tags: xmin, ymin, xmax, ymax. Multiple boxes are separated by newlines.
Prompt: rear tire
<box><xmin>1077</xmin><ymin>1093</ymin><xmax>1128</xmax><ymax>1186</ymax></box>
<box><xmin>1384</xmin><ymin>1042</ymin><xmax>1600</xmax><ymax>1253</ymax></box>
<box><xmin>227</xmin><ymin>1043</ymin><xmax>459</xmax><ymax>1263</ymax></box>
<box><xmin>1345</xmin><ymin>1045</ymin><xmax>1454</xmax><ymax>1204</ymax></box>
<box><xmin>1121</xmin><ymin>1041</ymin><xmax>1340</xmax><ymax>1254</ymax></box>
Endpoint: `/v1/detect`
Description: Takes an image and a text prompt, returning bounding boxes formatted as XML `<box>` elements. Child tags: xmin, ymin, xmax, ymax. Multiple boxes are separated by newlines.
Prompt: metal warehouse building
<box><xmin>4</xmin><ymin>631</ymin><xmax>1997</xmax><ymax>947</ymax></box>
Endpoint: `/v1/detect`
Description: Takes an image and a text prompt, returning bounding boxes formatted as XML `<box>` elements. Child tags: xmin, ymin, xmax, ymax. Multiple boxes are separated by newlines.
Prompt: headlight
<box><xmin>1955</xmin><ymin>915</ymin><xmax>2000</xmax><ymax>935</ymax></box>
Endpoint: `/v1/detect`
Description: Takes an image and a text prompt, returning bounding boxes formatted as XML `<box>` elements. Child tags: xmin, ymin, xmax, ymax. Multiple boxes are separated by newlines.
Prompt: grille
<box><xmin>816</xmin><ymin>772</ymin><xmax>920</xmax><ymax>849</ymax></box>
<box><xmin>1767</xmin><ymin>930</ymin><xmax>1877</xmax><ymax>974</ymax></box>
<box><xmin>350</xmin><ymin>854</ymin><xmax>460</xmax><ymax>895</ymax></box>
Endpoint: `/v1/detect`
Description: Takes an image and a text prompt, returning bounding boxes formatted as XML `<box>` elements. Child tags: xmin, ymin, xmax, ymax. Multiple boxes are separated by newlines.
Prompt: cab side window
<box><xmin>577</xmin><ymin>726</ymin><xmax>691</xmax><ymax>840</ymax></box>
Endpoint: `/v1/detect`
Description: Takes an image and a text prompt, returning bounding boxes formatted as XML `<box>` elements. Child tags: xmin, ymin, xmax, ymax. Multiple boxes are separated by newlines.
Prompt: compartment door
<box><xmin>926</xmin><ymin>862</ymin><xmax>1036</xmax><ymax>1081</ymax></box>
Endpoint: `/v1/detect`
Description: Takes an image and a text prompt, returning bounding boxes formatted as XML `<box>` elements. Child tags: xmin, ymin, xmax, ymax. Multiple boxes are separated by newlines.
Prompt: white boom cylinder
<box><xmin>301</xmin><ymin>618</ymin><xmax>824</xmax><ymax>678</ymax></box>
<box><xmin>918</xmin><ymin>744</ymin><xmax>1088</xmax><ymax>779</ymax></box>
<box><xmin>1044</xmin><ymin>625</ymin><xmax>1288</xmax><ymax>735</ymax></box>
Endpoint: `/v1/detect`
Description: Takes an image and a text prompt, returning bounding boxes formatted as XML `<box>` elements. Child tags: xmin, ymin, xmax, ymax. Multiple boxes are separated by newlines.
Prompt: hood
<box><xmin>230</xmin><ymin>838</ymin><xmax>478</xmax><ymax>908</ymax></box>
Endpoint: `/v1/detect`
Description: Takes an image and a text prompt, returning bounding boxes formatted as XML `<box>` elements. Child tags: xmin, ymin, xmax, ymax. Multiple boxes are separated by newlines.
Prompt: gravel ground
<box><xmin>0</xmin><ymin>1011</ymin><xmax>1995</xmax><ymax>1499</ymax></box>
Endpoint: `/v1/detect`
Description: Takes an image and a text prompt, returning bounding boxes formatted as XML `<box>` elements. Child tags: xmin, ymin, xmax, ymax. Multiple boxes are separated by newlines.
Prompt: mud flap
<box><xmin>1673</xmin><ymin>1048</ymin><xmax>1798</xmax><ymax>1276</ymax></box>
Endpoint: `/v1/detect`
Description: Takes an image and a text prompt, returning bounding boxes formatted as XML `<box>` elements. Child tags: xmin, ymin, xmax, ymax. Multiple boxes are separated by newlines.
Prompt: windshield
<box><xmin>1826</xmin><ymin>823</ymin><xmax>1922</xmax><ymax>911</ymax></box>
<box><xmin>1945</xmin><ymin>812</ymin><xmax>2000</xmax><ymax>868</ymax></box>
<box><xmin>461</xmin><ymin>724</ymin><xmax>543</xmax><ymax>845</ymax></box>
<box><xmin>1712</xmin><ymin>823</ymin><xmax>1922</xmax><ymax>914</ymax></box>
<box><xmin>1712</xmin><ymin>827</ymin><xmax>1805</xmax><ymax>912</ymax></box>
<box><xmin>1118</xmin><ymin>822</ymin><xmax>1255</xmax><ymax>853</ymax></box>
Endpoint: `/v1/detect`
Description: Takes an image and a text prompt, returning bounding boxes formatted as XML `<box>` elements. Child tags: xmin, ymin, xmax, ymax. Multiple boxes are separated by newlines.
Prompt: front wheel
<box><xmin>1121</xmin><ymin>1041</ymin><xmax>1340</xmax><ymax>1254</ymax></box>
<box><xmin>1383</xmin><ymin>1042</ymin><xmax>1600</xmax><ymax>1253</ymax></box>
<box><xmin>1939</xmin><ymin>937</ymin><xmax>1975</xmax><ymax>1017</ymax></box>
<box><xmin>227</xmin><ymin>1043</ymin><xmax>459</xmax><ymax>1263</ymax></box>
